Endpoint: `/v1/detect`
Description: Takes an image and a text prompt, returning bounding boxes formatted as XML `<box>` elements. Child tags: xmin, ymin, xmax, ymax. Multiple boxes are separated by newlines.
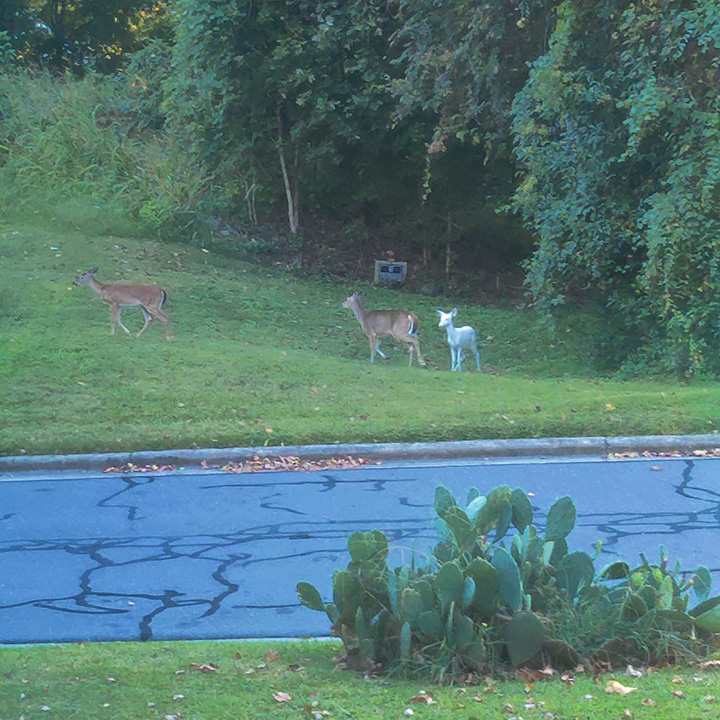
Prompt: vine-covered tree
<box><xmin>511</xmin><ymin>0</ymin><xmax>720</xmax><ymax>373</ymax></box>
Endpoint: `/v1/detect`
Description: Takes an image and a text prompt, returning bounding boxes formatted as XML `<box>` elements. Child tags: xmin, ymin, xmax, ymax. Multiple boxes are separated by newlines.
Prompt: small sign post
<box><xmin>374</xmin><ymin>260</ymin><xmax>407</xmax><ymax>284</ymax></box>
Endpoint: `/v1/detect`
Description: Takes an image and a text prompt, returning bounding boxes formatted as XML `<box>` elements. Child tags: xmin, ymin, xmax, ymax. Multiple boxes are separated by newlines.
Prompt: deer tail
<box><xmin>408</xmin><ymin>314</ymin><xmax>418</xmax><ymax>336</ymax></box>
<box><xmin>160</xmin><ymin>289</ymin><xmax>168</xmax><ymax>308</ymax></box>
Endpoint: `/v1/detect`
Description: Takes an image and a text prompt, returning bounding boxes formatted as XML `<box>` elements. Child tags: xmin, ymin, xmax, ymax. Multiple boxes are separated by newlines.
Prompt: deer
<box><xmin>73</xmin><ymin>268</ymin><xmax>173</xmax><ymax>341</ymax></box>
<box><xmin>342</xmin><ymin>291</ymin><xmax>426</xmax><ymax>368</ymax></box>
<box><xmin>437</xmin><ymin>307</ymin><xmax>480</xmax><ymax>372</ymax></box>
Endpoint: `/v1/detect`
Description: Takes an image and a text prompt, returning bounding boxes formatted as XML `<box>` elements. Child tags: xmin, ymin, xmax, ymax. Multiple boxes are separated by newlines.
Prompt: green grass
<box><xmin>1</xmin><ymin>640</ymin><xmax>719</xmax><ymax>719</ymax></box>
<box><xmin>2</xmin><ymin>217</ymin><xmax>719</xmax><ymax>456</ymax></box>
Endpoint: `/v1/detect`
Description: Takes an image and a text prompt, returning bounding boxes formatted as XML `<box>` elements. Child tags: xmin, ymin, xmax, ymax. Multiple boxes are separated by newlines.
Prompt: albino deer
<box><xmin>437</xmin><ymin>307</ymin><xmax>480</xmax><ymax>372</ymax></box>
<box><xmin>73</xmin><ymin>268</ymin><xmax>173</xmax><ymax>340</ymax></box>
<box><xmin>342</xmin><ymin>292</ymin><xmax>426</xmax><ymax>367</ymax></box>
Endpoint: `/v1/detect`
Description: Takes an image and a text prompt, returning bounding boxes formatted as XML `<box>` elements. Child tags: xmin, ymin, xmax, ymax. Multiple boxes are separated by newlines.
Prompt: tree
<box><xmin>3</xmin><ymin>0</ymin><xmax>168</xmax><ymax>71</ymax></box>
<box><xmin>164</xmin><ymin>0</ymin><xmax>428</xmax><ymax>235</ymax></box>
<box><xmin>511</xmin><ymin>0</ymin><xmax>720</xmax><ymax>373</ymax></box>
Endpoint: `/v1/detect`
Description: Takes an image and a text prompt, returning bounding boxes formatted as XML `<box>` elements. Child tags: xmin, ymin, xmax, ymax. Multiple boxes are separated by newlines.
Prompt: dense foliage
<box><xmin>3</xmin><ymin>0</ymin><xmax>720</xmax><ymax>372</ymax></box>
<box><xmin>298</xmin><ymin>485</ymin><xmax>720</xmax><ymax>677</ymax></box>
<box><xmin>0</xmin><ymin>0</ymin><xmax>170</xmax><ymax>71</ymax></box>
<box><xmin>512</xmin><ymin>0</ymin><xmax>720</xmax><ymax>374</ymax></box>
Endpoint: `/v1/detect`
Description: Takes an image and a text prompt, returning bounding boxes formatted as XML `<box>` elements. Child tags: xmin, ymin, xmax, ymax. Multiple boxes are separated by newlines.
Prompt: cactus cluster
<box><xmin>297</xmin><ymin>485</ymin><xmax>720</xmax><ymax>676</ymax></box>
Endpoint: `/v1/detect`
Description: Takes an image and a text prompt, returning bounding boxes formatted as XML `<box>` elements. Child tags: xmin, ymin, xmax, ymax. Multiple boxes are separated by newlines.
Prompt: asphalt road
<box><xmin>1</xmin><ymin>456</ymin><xmax>719</xmax><ymax>644</ymax></box>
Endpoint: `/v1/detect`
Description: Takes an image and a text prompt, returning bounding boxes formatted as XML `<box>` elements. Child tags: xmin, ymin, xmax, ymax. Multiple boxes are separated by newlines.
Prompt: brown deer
<box><xmin>342</xmin><ymin>292</ymin><xmax>426</xmax><ymax>367</ymax></box>
<box><xmin>73</xmin><ymin>268</ymin><xmax>173</xmax><ymax>340</ymax></box>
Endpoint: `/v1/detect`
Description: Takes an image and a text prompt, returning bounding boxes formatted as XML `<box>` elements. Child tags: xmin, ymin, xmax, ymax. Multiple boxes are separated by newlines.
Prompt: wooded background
<box><xmin>2</xmin><ymin>0</ymin><xmax>720</xmax><ymax>374</ymax></box>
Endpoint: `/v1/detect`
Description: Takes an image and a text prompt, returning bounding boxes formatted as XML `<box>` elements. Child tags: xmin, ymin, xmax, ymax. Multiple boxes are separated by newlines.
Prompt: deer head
<box><xmin>436</xmin><ymin>307</ymin><xmax>457</xmax><ymax>328</ymax></box>
<box><xmin>341</xmin><ymin>291</ymin><xmax>362</xmax><ymax>309</ymax></box>
<box><xmin>73</xmin><ymin>268</ymin><xmax>99</xmax><ymax>286</ymax></box>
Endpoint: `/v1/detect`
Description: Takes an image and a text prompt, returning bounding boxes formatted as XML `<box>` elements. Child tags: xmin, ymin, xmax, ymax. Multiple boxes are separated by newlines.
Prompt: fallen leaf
<box><xmin>672</xmin><ymin>690</ymin><xmax>685</xmax><ymax>699</ymax></box>
<box><xmin>409</xmin><ymin>691</ymin><xmax>435</xmax><ymax>705</ymax></box>
<box><xmin>173</xmin><ymin>694</ymin><xmax>184</xmax><ymax>701</ymax></box>
<box><xmin>672</xmin><ymin>676</ymin><xmax>685</xmax><ymax>685</ymax></box>
<box><xmin>642</xmin><ymin>699</ymin><xmax>656</xmax><ymax>707</ymax></box>
<box><xmin>606</xmin><ymin>681</ymin><xmax>637</xmax><ymax>695</ymax></box>
<box><xmin>651</xmin><ymin>466</ymin><xmax>662</xmax><ymax>471</ymax></box>
<box><xmin>473</xmin><ymin>696</ymin><xmax>484</xmax><ymax>703</ymax></box>
<box><xmin>623</xmin><ymin>711</ymin><xmax>633</xmax><ymax>719</ymax></box>
<box><xmin>625</xmin><ymin>666</ymin><xmax>643</xmax><ymax>678</ymax></box>
<box><xmin>273</xmin><ymin>692</ymin><xmax>292</xmax><ymax>703</ymax></box>
<box><xmin>189</xmin><ymin>662</ymin><xmax>219</xmax><ymax>673</ymax></box>
<box><xmin>605</xmin><ymin>403</ymin><xmax>615</xmax><ymax>411</ymax></box>
<box><xmin>234</xmin><ymin>652</ymin><xmax>243</xmax><ymax>660</ymax></box>
<box><xmin>699</xmin><ymin>659</ymin><xmax>720</xmax><ymax>669</ymax></box>
<box><xmin>288</xmin><ymin>663</ymin><xmax>303</xmax><ymax>672</ymax></box>
<box><xmin>403</xmin><ymin>710</ymin><xmax>414</xmax><ymax>717</ymax></box>
<box><xmin>703</xmin><ymin>695</ymin><xmax>716</xmax><ymax>703</ymax></box>
<box><xmin>264</xmin><ymin>649</ymin><xmax>280</xmax><ymax>663</ymax></box>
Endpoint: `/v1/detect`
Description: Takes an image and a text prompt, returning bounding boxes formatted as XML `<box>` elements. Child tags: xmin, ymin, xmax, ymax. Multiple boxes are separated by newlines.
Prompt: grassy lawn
<box><xmin>1</xmin><ymin>217</ymin><xmax>719</xmax><ymax>456</ymax></box>
<box><xmin>1</xmin><ymin>640</ymin><xmax>719</xmax><ymax>719</ymax></box>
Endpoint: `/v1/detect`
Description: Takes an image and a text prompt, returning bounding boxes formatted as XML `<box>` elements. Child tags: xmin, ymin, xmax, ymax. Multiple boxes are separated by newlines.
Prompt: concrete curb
<box><xmin>2</xmin><ymin>433</ymin><xmax>720</xmax><ymax>473</ymax></box>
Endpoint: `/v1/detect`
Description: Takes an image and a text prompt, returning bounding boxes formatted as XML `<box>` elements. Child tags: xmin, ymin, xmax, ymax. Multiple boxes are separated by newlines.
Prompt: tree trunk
<box><xmin>445</xmin><ymin>211</ymin><xmax>452</xmax><ymax>276</ymax></box>
<box><xmin>277</xmin><ymin>111</ymin><xmax>299</xmax><ymax>234</ymax></box>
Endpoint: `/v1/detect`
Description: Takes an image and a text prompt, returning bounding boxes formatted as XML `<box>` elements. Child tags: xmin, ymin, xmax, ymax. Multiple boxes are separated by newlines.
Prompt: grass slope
<box><xmin>1</xmin><ymin>640</ymin><xmax>719</xmax><ymax>720</ymax></box>
<box><xmin>1</xmin><ymin>219</ymin><xmax>718</xmax><ymax>456</ymax></box>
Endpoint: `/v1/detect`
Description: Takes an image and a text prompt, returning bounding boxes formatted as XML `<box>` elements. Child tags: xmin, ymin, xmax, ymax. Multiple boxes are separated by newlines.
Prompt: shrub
<box><xmin>0</xmin><ymin>70</ymin><xmax>223</xmax><ymax>245</ymax></box>
<box><xmin>298</xmin><ymin>485</ymin><xmax>720</xmax><ymax>678</ymax></box>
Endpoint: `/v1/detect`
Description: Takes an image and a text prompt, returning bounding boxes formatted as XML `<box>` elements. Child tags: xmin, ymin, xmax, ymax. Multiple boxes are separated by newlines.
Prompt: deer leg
<box><xmin>147</xmin><ymin>306</ymin><xmax>173</xmax><ymax>340</ymax></box>
<box><xmin>458</xmin><ymin>348</ymin><xmax>465</xmax><ymax>372</ymax></box>
<box><xmin>368</xmin><ymin>332</ymin><xmax>376</xmax><ymax>364</ymax></box>
<box><xmin>375</xmin><ymin>340</ymin><xmax>388</xmax><ymax>359</ymax></box>
<box><xmin>449</xmin><ymin>346</ymin><xmax>456</xmax><ymax>371</ymax></box>
<box><xmin>406</xmin><ymin>335</ymin><xmax>425</xmax><ymax>367</ymax></box>
<box><xmin>136</xmin><ymin>307</ymin><xmax>153</xmax><ymax>337</ymax></box>
<box><xmin>472</xmin><ymin>343</ymin><xmax>481</xmax><ymax>371</ymax></box>
<box><xmin>109</xmin><ymin>304</ymin><xmax>131</xmax><ymax>335</ymax></box>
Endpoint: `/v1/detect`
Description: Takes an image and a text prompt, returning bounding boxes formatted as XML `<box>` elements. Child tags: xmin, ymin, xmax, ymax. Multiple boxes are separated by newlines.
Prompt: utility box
<box><xmin>374</xmin><ymin>260</ymin><xmax>407</xmax><ymax>283</ymax></box>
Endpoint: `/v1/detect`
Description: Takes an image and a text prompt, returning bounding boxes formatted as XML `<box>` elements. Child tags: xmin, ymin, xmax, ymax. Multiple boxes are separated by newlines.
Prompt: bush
<box><xmin>0</xmin><ymin>70</ymin><xmax>223</xmax><ymax>244</ymax></box>
<box><xmin>298</xmin><ymin>485</ymin><xmax>720</xmax><ymax>679</ymax></box>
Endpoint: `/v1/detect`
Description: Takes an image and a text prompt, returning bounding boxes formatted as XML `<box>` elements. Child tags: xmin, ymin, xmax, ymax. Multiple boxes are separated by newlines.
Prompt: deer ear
<box><xmin>355</xmin><ymin>291</ymin><xmax>362</xmax><ymax>298</ymax></box>
<box><xmin>451</xmin><ymin>307</ymin><xmax>458</xmax><ymax>316</ymax></box>
<box><xmin>436</xmin><ymin>308</ymin><xmax>443</xmax><ymax>314</ymax></box>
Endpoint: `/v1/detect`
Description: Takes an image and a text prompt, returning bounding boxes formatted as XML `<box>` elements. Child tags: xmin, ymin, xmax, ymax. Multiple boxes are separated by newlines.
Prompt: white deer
<box><xmin>437</xmin><ymin>307</ymin><xmax>480</xmax><ymax>372</ymax></box>
<box><xmin>342</xmin><ymin>292</ymin><xmax>426</xmax><ymax>367</ymax></box>
<box><xmin>73</xmin><ymin>268</ymin><xmax>173</xmax><ymax>340</ymax></box>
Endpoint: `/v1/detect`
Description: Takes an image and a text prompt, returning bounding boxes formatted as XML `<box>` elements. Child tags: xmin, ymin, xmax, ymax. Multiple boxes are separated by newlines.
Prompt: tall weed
<box><xmin>0</xmin><ymin>70</ymin><xmax>220</xmax><ymax>243</ymax></box>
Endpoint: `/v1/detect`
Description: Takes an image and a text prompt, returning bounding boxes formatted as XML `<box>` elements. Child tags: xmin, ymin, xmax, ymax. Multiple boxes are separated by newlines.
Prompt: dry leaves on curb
<box><xmin>272</xmin><ymin>692</ymin><xmax>292</xmax><ymax>703</ymax></box>
<box><xmin>216</xmin><ymin>455</ymin><xmax>377</xmax><ymax>474</ymax></box>
<box><xmin>610</xmin><ymin>448</ymin><xmax>720</xmax><ymax>460</ymax></box>
<box><xmin>605</xmin><ymin>681</ymin><xmax>637</xmax><ymax>696</ymax></box>
<box><xmin>103</xmin><ymin>463</ymin><xmax>177</xmax><ymax>473</ymax></box>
